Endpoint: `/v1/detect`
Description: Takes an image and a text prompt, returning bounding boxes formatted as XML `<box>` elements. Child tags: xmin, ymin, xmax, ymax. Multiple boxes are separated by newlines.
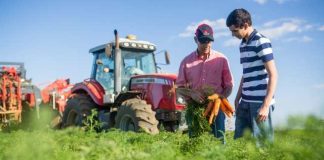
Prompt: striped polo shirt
<box><xmin>240</xmin><ymin>29</ymin><xmax>275</xmax><ymax>105</ymax></box>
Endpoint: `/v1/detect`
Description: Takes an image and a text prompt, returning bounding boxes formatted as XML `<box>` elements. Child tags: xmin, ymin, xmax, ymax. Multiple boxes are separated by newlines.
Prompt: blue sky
<box><xmin>1</xmin><ymin>0</ymin><xmax>323</xmax><ymax>125</ymax></box>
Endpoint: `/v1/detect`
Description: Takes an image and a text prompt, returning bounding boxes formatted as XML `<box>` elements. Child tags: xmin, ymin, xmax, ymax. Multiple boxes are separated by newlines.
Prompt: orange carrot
<box><xmin>208</xmin><ymin>99</ymin><xmax>221</xmax><ymax>124</ymax></box>
<box><xmin>207</xmin><ymin>93</ymin><xmax>219</xmax><ymax>101</ymax></box>
<box><xmin>203</xmin><ymin>101</ymin><xmax>214</xmax><ymax>117</ymax></box>
<box><xmin>220</xmin><ymin>101</ymin><xmax>233</xmax><ymax>117</ymax></box>
<box><xmin>221</xmin><ymin>98</ymin><xmax>235</xmax><ymax>113</ymax></box>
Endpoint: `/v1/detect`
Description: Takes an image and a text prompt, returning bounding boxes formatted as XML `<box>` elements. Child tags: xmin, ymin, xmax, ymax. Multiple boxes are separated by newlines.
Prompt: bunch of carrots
<box><xmin>203</xmin><ymin>93</ymin><xmax>235</xmax><ymax>125</ymax></box>
<box><xmin>174</xmin><ymin>88</ymin><xmax>235</xmax><ymax>138</ymax></box>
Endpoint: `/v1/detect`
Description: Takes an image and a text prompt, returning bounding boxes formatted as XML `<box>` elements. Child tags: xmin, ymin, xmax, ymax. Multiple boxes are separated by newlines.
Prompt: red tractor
<box><xmin>0</xmin><ymin>62</ymin><xmax>42</xmax><ymax>127</ymax></box>
<box><xmin>61</xmin><ymin>31</ymin><xmax>186</xmax><ymax>134</ymax></box>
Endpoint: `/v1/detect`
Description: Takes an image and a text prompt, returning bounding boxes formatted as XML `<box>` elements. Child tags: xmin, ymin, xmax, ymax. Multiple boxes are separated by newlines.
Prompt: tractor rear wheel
<box><xmin>115</xmin><ymin>98</ymin><xmax>159</xmax><ymax>134</ymax></box>
<box><xmin>62</xmin><ymin>94</ymin><xmax>95</xmax><ymax>128</ymax></box>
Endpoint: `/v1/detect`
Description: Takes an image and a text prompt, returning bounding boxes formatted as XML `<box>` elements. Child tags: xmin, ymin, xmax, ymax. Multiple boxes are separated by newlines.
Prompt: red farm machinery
<box><xmin>0</xmin><ymin>62</ymin><xmax>42</xmax><ymax>128</ymax></box>
<box><xmin>41</xmin><ymin>79</ymin><xmax>73</xmax><ymax>116</ymax></box>
<box><xmin>61</xmin><ymin>31</ymin><xmax>186</xmax><ymax>134</ymax></box>
<box><xmin>39</xmin><ymin>78</ymin><xmax>73</xmax><ymax>127</ymax></box>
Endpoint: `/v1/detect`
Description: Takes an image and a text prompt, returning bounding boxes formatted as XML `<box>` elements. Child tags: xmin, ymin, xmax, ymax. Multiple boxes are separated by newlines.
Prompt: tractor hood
<box><xmin>129</xmin><ymin>73</ymin><xmax>184</xmax><ymax>112</ymax></box>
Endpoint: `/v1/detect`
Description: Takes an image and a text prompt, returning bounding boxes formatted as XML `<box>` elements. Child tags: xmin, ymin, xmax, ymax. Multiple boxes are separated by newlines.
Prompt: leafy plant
<box><xmin>0</xmin><ymin>111</ymin><xmax>323</xmax><ymax>160</ymax></box>
<box><xmin>185</xmin><ymin>99</ymin><xmax>211</xmax><ymax>138</ymax></box>
<box><xmin>83</xmin><ymin>109</ymin><xmax>102</xmax><ymax>132</ymax></box>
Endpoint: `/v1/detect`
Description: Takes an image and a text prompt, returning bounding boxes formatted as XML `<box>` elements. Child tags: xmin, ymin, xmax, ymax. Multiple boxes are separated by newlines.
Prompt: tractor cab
<box><xmin>89</xmin><ymin>35</ymin><xmax>169</xmax><ymax>103</ymax></box>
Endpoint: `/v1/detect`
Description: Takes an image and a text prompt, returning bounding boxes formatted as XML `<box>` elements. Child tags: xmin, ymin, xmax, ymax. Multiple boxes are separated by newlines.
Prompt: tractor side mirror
<box><xmin>105</xmin><ymin>44</ymin><xmax>112</xmax><ymax>57</ymax></box>
<box><xmin>155</xmin><ymin>50</ymin><xmax>171</xmax><ymax>65</ymax></box>
<box><xmin>165</xmin><ymin>51</ymin><xmax>170</xmax><ymax>65</ymax></box>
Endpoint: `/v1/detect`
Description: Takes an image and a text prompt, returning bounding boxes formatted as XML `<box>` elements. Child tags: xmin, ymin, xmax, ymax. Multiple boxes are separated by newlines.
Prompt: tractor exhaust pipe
<box><xmin>114</xmin><ymin>30</ymin><xmax>122</xmax><ymax>94</ymax></box>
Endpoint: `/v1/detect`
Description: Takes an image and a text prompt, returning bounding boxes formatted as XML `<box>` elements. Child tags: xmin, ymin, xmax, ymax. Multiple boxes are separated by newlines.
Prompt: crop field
<box><xmin>0</xmin><ymin>114</ymin><xmax>323</xmax><ymax>160</ymax></box>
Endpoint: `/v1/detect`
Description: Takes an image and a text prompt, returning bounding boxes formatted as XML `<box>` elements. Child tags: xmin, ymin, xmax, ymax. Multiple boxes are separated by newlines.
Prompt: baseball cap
<box><xmin>195</xmin><ymin>24</ymin><xmax>214</xmax><ymax>43</ymax></box>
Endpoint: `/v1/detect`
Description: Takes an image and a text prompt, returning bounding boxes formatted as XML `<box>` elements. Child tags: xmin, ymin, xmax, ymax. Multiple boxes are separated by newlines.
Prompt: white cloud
<box><xmin>263</xmin><ymin>20</ymin><xmax>279</xmax><ymax>27</ymax></box>
<box><xmin>259</xmin><ymin>18</ymin><xmax>311</xmax><ymax>39</ymax></box>
<box><xmin>313</xmin><ymin>84</ymin><xmax>324</xmax><ymax>89</ymax></box>
<box><xmin>274</xmin><ymin>0</ymin><xmax>290</xmax><ymax>4</ymax></box>
<box><xmin>178</xmin><ymin>19</ymin><xmax>227</xmax><ymax>38</ymax></box>
<box><xmin>319</xmin><ymin>25</ymin><xmax>324</xmax><ymax>31</ymax></box>
<box><xmin>214</xmin><ymin>31</ymin><xmax>231</xmax><ymax>39</ymax></box>
<box><xmin>284</xmin><ymin>36</ymin><xmax>312</xmax><ymax>43</ymax></box>
<box><xmin>223</xmin><ymin>38</ymin><xmax>241</xmax><ymax>47</ymax></box>
<box><xmin>179</xmin><ymin>17</ymin><xmax>317</xmax><ymax>47</ymax></box>
<box><xmin>260</xmin><ymin>22</ymin><xmax>298</xmax><ymax>39</ymax></box>
<box><xmin>254</xmin><ymin>0</ymin><xmax>294</xmax><ymax>4</ymax></box>
<box><xmin>301</xmin><ymin>36</ymin><xmax>312</xmax><ymax>42</ymax></box>
<box><xmin>304</xmin><ymin>25</ymin><xmax>313</xmax><ymax>30</ymax></box>
<box><xmin>254</xmin><ymin>0</ymin><xmax>268</xmax><ymax>5</ymax></box>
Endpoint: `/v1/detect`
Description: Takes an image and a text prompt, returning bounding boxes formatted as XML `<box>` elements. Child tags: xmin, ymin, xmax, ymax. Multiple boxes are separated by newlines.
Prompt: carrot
<box><xmin>220</xmin><ymin>101</ymin><xmax>233</xmax><ymax>117</ymax></box>
<box><xmin>203</xmin><ymin>101</ymin><xmax>214</xmax><ymax>117</ymax></box>
<box><xmin>220</xmin><ymin>101</ymin><xmax>226</xmax><ymax>113</ymax></box>
<box><xmin>221</xmin><ymin>98</ymin><xmax>235</xmax><ymax>113</ymax></box>
<box><xmin>208</xmin><ymin>99</ymin><xmax>221</xmax><ymax>125</ymax></box>
<box><xmin>207</xmin><ymin>93</ymin><xmax>219</xmax><ymax>101</ymax></box>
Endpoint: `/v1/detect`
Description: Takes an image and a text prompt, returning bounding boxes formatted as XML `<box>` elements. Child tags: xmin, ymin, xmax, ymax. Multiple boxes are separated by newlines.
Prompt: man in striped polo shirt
<box><xmin>226</xmin><ymin>8</ymin><xmax>278</xmax><ymax>143</ymax></box>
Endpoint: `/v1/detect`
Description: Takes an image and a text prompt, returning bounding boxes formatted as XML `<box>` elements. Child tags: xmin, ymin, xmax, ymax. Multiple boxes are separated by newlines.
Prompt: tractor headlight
<box><xmin>123</xmin><ymin>42</ymin><xmax>130</xmax><ymax>47</ymax></box>
<box><xmin>177</xmin><ymin>96</ymin><xmax>185</xmax><ymax>104</ymax></box>
<box><xmin>120</xmin><ymin>41</ymin><xmax>156</xmax><ymax>51</ymax></box>
<box><xmin>131</xmin><ymin>43</ymin><xmax>136</xmax><ymax>47</ymax></box>
<box><xmin>176</xmin><ymin>93</ymin><xmax>186</xmax><ymax>105</ymax></box>
<box><xmin>149</xmin><ymin>45</ymin><xmax>155</xmax><ymax>50</ymax></box>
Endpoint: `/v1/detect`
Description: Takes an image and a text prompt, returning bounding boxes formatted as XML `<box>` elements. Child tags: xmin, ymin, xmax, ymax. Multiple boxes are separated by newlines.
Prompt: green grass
<box><xmin>0</xmin><ymin>115</ymin><xmax>323</xmax><ymax>160</ymax></box>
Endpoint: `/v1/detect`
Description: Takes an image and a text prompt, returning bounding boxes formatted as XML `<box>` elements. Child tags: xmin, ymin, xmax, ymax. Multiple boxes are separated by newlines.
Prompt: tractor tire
<box><xmin>115</xmin><ymin>98</ymin><xmax>159</xmax><ymax>135</ymax></box>
<box><xmin>62</xmin><ymin>95</ymin><xmax>96</xmax><ymax>128</ymax></box>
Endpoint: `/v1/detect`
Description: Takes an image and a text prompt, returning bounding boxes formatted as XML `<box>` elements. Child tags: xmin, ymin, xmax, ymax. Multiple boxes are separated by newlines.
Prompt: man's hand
<box><xmin>190</xmin><ymin>91</ymin><xmax>205</xmax><ymax>104</ymax></box>
<box><xmin>257</xmin><ymin>105</ymin><xmax>270</xmax><ymax>122</ymax></box>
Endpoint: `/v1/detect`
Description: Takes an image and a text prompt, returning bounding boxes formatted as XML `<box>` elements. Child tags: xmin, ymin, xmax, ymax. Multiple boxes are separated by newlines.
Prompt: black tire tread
<box><xmin>115</xmin><ymin>98</ymin><xmax>159</xmax><ymax>134</ymax></box>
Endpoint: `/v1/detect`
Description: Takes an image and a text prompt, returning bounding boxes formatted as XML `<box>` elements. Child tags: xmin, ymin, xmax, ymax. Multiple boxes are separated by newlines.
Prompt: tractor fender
<box><xmin>70</xmin><ymin>80</ymin><xmax>105</xmax><ymax>106</ymax></box>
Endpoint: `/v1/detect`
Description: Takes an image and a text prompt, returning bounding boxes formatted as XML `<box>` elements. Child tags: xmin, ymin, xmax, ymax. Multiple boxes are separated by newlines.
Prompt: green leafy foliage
<box><xmin>182</xmin><ymin>86</ymin><xmax>215</xmax><ymax>138</ymax></box>
<box><xmin>0</xmin><ymin>114</ymin><xmax>323</xmax><ymax>160</ymax></box>
<box><xmin>83</xmin><ymin>109</ymin><xmax>102</xmax><ymax>132</ymax></box>
<box><xmin>185</xmin><ymin>100</ymin><xmax>211</xmax><ymax>138</ymax></box>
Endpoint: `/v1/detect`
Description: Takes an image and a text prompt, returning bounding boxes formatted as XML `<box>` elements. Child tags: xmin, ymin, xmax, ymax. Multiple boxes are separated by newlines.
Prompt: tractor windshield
<box><xmin>121</xmin><ymin>50</ymin><xmax>156</xmax><ymax>90</ymax></box>
<box><xmin>122</xmin><ymin>50</ymin><xmax>156</xmax><ymax>74</ymax></box>
<box><xmin>92</xmin><ymin>49</ymin><xmax>157</xmax><ymax>93</ymax></box>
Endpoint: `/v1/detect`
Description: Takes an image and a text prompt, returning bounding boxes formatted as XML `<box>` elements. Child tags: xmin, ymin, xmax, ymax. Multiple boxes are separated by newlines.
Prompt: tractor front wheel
<box><xmin>62</xmin><ymin>95</ymin><xmax>95</xmax><ymax>128</ymax></box>
<box><xmin>115</xmin><ymin>98</ymin><xmax>159</xmax><ymax>134</ymax></box>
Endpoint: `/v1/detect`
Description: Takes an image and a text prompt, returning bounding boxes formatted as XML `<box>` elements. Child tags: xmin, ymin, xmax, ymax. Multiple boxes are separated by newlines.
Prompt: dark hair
<box><xmin>226</xmin><ymin>8</ymin><xmax>252</xmax><ymax>28</ymax></box>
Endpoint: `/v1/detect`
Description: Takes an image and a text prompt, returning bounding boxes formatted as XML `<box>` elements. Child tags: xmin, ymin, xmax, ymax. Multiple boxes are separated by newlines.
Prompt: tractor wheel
<box><xmin>62</xmin><ymin>95</ymin><xmax>96</xmax><ymax>128</ymax></box>
<box><xmin>115</xmin><ymin>98</ymin><xmax>159</xmax><ymax>135</ymax></box>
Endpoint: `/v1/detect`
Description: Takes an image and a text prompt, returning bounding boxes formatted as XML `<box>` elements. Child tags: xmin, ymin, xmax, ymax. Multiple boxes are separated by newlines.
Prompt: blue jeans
<box><xmin>234</xmin><ymin>100</ymin><xmax>274</xmax><ymax>143</ymax></box>
<box><xmin>211</xmin><ymin>110</ymin><xmax>225</xmax><ymax>142</ymax></box>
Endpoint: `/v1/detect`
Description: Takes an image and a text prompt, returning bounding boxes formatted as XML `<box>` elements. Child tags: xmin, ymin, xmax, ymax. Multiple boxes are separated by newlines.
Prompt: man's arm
<box><xmin>222</xmin><ymin>86</ymin><xmax>232</xmax><ymax>98</ymax></box>
<box><xmin>221</xmin><ymin>57</ymin><xmax>234</xmax><ymax>98</ymax></box>
<box><xmin>258</xmin><ymin>60</ymin><xmax>278</xmax><ymax>121</ymax></box>
<box><xmin>234</xmin><ymin>76</ymin><xmax>243</xmax><ymax>109</ymax></box>
<box><xmin>175</xmin><ymin>60</ymin><xmax>188</xmax><ymax>88</ymax></box>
